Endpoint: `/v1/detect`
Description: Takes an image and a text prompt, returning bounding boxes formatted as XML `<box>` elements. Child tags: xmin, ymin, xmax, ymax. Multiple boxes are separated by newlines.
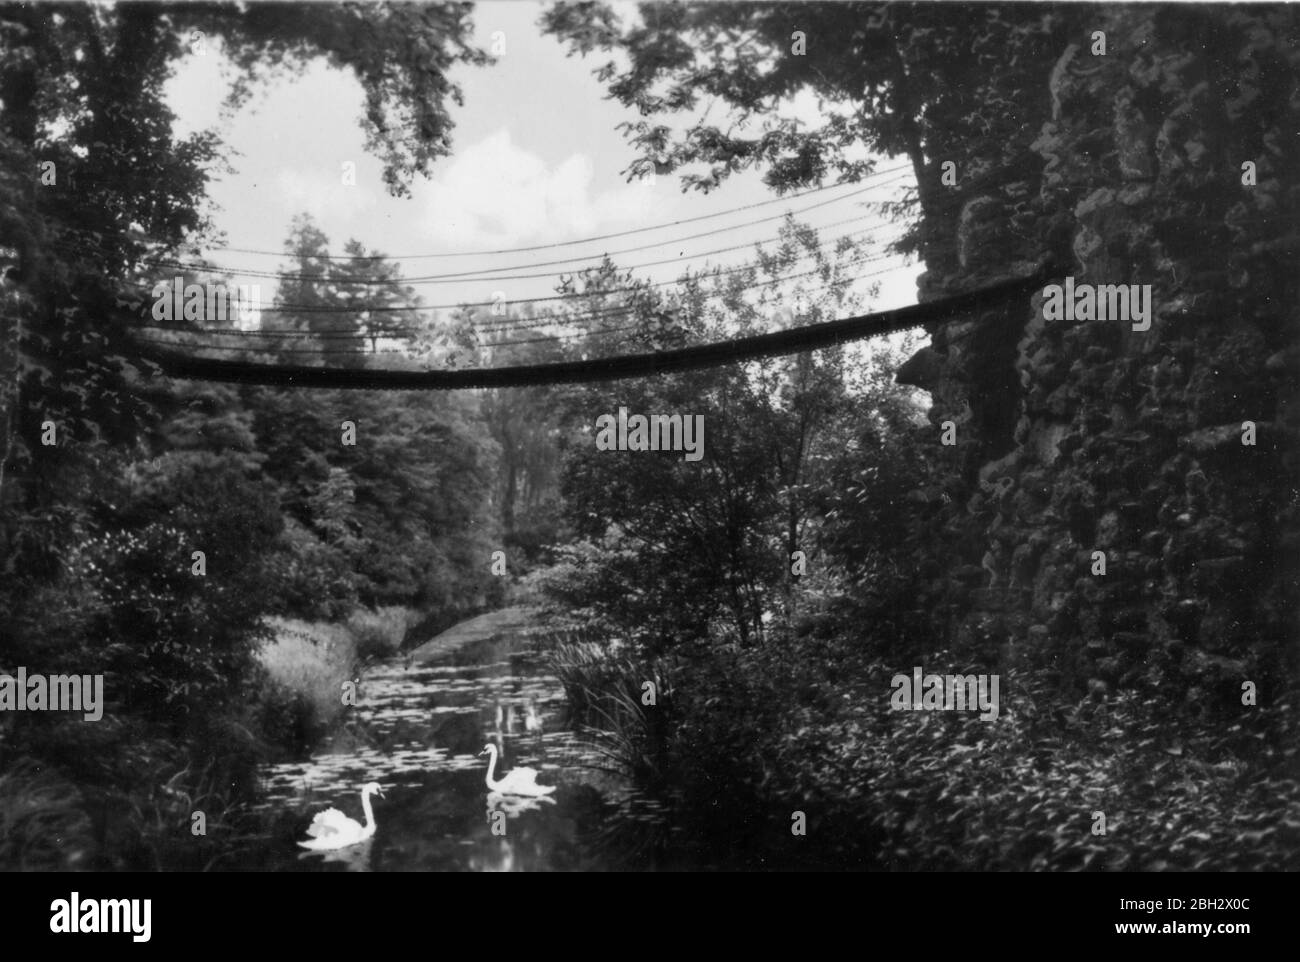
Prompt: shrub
<box><xmin>0</xmin><ymin>758</ymin><xmax>95</xmax><ymax>871</ymax></box>
<box><xmin>546</xmin><ymin>635</ymin><xmax>677</xmax><ymax>787</ymax></box>
<box><xmin>524</xmin><ymin>532</ymin><xmax>696</xmax><ymax>646</ymax></box>
<box><xmin>346</xmin><ymin>605</ymin><xmax>419</xmax><ymax>662</ymax></box>
<box><xmin>258</xmin><ymin>617</ymin><xmax>358</xmax><ymax>740</ymax></box>
<box><xmin>78</xmin><ymin>453</ymin><xmax>282</xmax><ymax>728</ymax></box>
<box><xmin>268</xmin><ymin>517</ymin><xmax>358</xmax><ymax>621</ymax></box>
<box><xmin>660</xmin><ymin>636</ymin><xmax>1300</xmax><ymax>870</ymax></box>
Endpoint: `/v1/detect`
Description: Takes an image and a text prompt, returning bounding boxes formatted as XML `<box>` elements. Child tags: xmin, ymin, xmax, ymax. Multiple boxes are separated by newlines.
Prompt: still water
<box><xmin>247</xmin><ymin>631</ymin><xmax>682</xmax><ymax>871</ymax></box>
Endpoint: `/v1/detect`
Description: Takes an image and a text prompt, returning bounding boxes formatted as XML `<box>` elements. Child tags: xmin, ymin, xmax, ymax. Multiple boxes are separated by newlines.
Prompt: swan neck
<box><xmin>361</xmin><ymin>788</ymin><xmax>376</xmax><ymax>830</ymax></box>
<box><xmin>485</xmin><ymin>746</ymin><xmax>500</xmax><ymax>790</ymax></box>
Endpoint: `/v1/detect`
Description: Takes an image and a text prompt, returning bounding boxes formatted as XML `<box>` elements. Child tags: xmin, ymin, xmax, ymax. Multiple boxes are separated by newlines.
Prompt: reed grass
<box><xmin>546</xmin><ymin>637</ymin><xmax>677</xmax><ymax>786</ymax></box>
<box><xmin>0</xmin><ymin>757</ymin><xmax>94</xmax><ymax>870</ymax></box>
<box><xmin>259</xmin><ymin>617</ymin><xmax>358</xmax><ymax>730</ymax></box>
<box><xmin>345</xmin><ymin>605</ymin><xmax>420</xmax><ymax>662</ymax></box>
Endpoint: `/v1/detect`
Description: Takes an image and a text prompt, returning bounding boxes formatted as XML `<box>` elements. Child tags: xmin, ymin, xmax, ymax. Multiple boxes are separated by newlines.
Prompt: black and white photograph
<box><xmin>0</xmin><ymin>0</ymin><xmax>1295</xmax><ymax>931</ymax></box>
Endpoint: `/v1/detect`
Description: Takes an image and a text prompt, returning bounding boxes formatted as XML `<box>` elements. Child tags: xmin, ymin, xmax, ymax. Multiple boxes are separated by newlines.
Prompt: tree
<box><xmin>546</xmin><ymin>216</ymin><xmax>880</xmax><ymax>647</ymax></box>
<box><xmin>478</xmin><ymin>315</ymin><xmax>571</xmax><ymax>554</ymax></box>
<box><xmin>0</xmin><ymin>4</ymin><xmax>496</xmax><ymax>861</ymax></box>
<box><xmin>331</xmin><ymin>239</ymin><xmax>422</xmax><ymax>356</ymax></box>
<box><xmin>265</xmin><ymin>216</ymin><xmax>423</xmax><ymax>363</ymax></box>
<box><xmin>1</xmin><ymin>1</ymin><xmax>492</xmax><ymax>566</ymax></box>
<box><xmin>542</xmin><ymin>2</ymin><xmax>1080</xmax><ymax>271</ymax></box>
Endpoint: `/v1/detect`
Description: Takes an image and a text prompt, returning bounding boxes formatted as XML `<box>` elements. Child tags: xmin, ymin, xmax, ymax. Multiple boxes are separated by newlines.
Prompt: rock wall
<box><xmin>899</xmin><ymin>5</ymin><xmax>1298</xmax><ymax>713</ymax></box>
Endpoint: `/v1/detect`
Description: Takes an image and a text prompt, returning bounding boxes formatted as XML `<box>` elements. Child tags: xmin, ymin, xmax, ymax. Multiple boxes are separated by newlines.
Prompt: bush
<box><xmin>79</xmin><ymin>453</ymin><xmax>282</xmax><ymax>727</ymax></box>
<box><xmin>0</xmin><ymin>758</ymin><xmax>94</xmax><ymax>871</ymax></box>
<box><xmin>524</xmin><ymin>531</ymin><xmax>702</xmax><ymax>647</ymax></box>
<box><xmin>258</xmin><ymin>617</ymin><xmax>358</xmax><ymax>741</ymax></box>
<box><xmin>545</xmin><ymin>634</ymin><xmax>677</xmax><ymax>787</ymax></box>
<box><xmin>346</xmin><ymin>605</ymin><xmax>419</xmax><ymax>662</ymax></box>
<box><xmin>268</xmin><ymin>517</ymin><xmax>358</xmax><ymax>621</ymax></box>
<box><xmin>659</xmin><ymin>633</ymin><xmax>1300</xmax><ymax>870</ymax></box>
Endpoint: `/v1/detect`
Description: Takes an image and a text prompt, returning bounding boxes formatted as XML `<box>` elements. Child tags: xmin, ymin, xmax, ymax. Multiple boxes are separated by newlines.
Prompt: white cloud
<box><xmin>415</xmin><ymin>129</ymin><xmax>657</xmax><ymax>249</ymax></box>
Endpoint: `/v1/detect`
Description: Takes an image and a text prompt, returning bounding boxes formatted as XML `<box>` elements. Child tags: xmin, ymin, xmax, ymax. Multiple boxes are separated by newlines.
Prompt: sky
<box><xmin>164</xmin><ymin>1</ymin><xmax>922</xmax><ymax>342</ymax></box>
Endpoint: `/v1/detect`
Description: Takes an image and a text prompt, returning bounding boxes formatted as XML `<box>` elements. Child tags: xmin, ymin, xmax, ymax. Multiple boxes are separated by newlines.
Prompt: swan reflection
<box><xmin>486</xmin><ymin>790</ymin><xmax>556</xmax><ymax>821</ymax></box>
<box><xmin>298</xmin><ymin>835</ymin><xmax>374</xmax><ymax>872</ymax></box>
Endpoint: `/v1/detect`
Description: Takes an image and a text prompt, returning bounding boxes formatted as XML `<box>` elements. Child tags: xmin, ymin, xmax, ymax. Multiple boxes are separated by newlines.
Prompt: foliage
<box><xmin>0</xmin><ymin>757</ymin><xmax>94</xmax><ymax>871</ymax></box>
<box><xmin>542</xmin><ymin>3</ymin><xmax>1081</xmax><ymax>268</ymax></box>
<box><xmin>77</xmin><ymin>453</ymin><xmax>283</xmax><ymax>726</ymax></box>
<box><xmin>656</xmin><ymin>629</ymin><xmax>1300</xmax><ymax>870</ymax></box>
<box><xmin>525</xmin><ymin>528</ymin><xmax>678</xmax><ymax>643</ymax></box>
<box><xmin>266</xmin><ymin>516</ymin><xmax>358</xmax><ymax>621</ymax></box>
<box><xmin>346</xmin><ymin>605</ymin><xmax>420</xmax><ymax>662</ymax></box>
<box><xmin>258</xmin><ymin>617</ymin><xmax>359</xmax><ymax>741</ymax></box>
<box><xmin>480</xmin><ymin>374</ymin><xmax>570</xmax><ymax>567</ymax></box>
<box><xmin>240</xmin><ymin>218</ymin><xmax>502</xmax><ymax>616</ymax></box>
<box><xmin>0</xmin><ymin>2</ymin><xmax>494</xmax><ymax>872</ymax></box>
<box><xmin>545</xmin><ymin>636</ymin><xmax>677</xmax><ymax>787</ymax></box>
<box><xmin>534</xmin><ymin>216</ymin><xmax>887</xmax><ymax>648</ymax></box>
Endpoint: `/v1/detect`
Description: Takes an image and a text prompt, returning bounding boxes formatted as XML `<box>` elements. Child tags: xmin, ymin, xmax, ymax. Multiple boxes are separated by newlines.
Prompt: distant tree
<box><xmin>479</xmin><ymin>322</ymin><xmax>570</xmax><ymax>550</ymax></box>
<box><xmin>266</xmin><ymin>215</ymin><xmax>421</xmax><ymax>367</ymax></box>
<box><xmin>331</xmin><ymin>239</ymin><xmax>421</xmax><ymax>356</ymax></box>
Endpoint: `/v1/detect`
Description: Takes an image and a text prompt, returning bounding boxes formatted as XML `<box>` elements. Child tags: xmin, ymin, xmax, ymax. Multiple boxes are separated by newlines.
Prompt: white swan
<box><xmin>298</xmin><ymin>782</ymin><xmax>384</xmax><ymax>851</ymax></box>
<box><xmin>480</xmin><ymin>743</ymin><xmax>555</xmax><ymax>797</ymax></box>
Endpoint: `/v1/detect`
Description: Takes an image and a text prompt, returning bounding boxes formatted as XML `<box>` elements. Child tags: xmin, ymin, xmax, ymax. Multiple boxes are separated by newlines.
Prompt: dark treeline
<box><xmin>0</xmin><ymin>3</ymin><xmax>509</xmax><ymax>870</ymax></box>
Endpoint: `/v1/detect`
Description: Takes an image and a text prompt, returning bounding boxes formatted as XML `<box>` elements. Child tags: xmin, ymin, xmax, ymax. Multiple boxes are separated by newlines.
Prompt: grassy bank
<box><xmin>0</xmin><ymin>604</ymin><xmax>422</xmax><ymax>871</ymax></box>
<box><xmin>255</xmin><ymin>606</ymin><xmax>420</xmax><ymax>758</ymax></box>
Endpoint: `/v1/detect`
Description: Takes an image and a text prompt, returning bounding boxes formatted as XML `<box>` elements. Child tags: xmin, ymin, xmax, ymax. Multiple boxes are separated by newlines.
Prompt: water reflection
<box><xmin>299</xmin><ymin>836</ymin><xmax>374</xmax><ymax>873</ymax></box>
<box><xmin>487</xmin><ymin>790</ymin><xmax>556</xmax><ymax>820</ymax></box>
<box><xmin>249</xmin><ymin>630</ymin><xmax>674</xmax><ymax>871</ymax></box>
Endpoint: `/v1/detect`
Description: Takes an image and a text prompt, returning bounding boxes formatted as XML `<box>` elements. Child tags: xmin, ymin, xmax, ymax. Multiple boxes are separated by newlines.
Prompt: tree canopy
<box><xmin>542</xmin><ymin>2</ymin><xmax>1079</xmax><ymax>269</ymax></box>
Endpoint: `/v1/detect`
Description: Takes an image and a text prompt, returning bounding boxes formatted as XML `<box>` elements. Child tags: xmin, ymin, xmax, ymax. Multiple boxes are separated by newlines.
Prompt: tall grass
<box><xmin>89</xmin><ymin>743</ymin><xmax>264</xmax><ymax>871</ymax></box>
<box><xmin>259</xmin><ymin>617</ymin><xmax>358</xmax><ymax>738</ymax></box>
<box><xmin>0</xmin><ymin>758</ymin><xmax>94</xmax><ymax>870</ymax></box>
<box><xmin>256</xmin><ymin>607</ymin><xmax>418</xmax><ymax>756</ymax></box>
<box><xmin>546</xmin><ymin>638</ymin><xmax>677</xmax><ymax>786</ymax></box>
<box><xmin>346</xmin><ymin>605</ymin><xmax>420</xmax><ymax>662</ymax></box>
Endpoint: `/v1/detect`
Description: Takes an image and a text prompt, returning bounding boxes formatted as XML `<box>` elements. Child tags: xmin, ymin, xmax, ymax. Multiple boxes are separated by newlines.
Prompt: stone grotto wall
<box><xmin>898</xmin><ymin>5</ymin><xmax>1298</xmax><ymax>714</ymax></box>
